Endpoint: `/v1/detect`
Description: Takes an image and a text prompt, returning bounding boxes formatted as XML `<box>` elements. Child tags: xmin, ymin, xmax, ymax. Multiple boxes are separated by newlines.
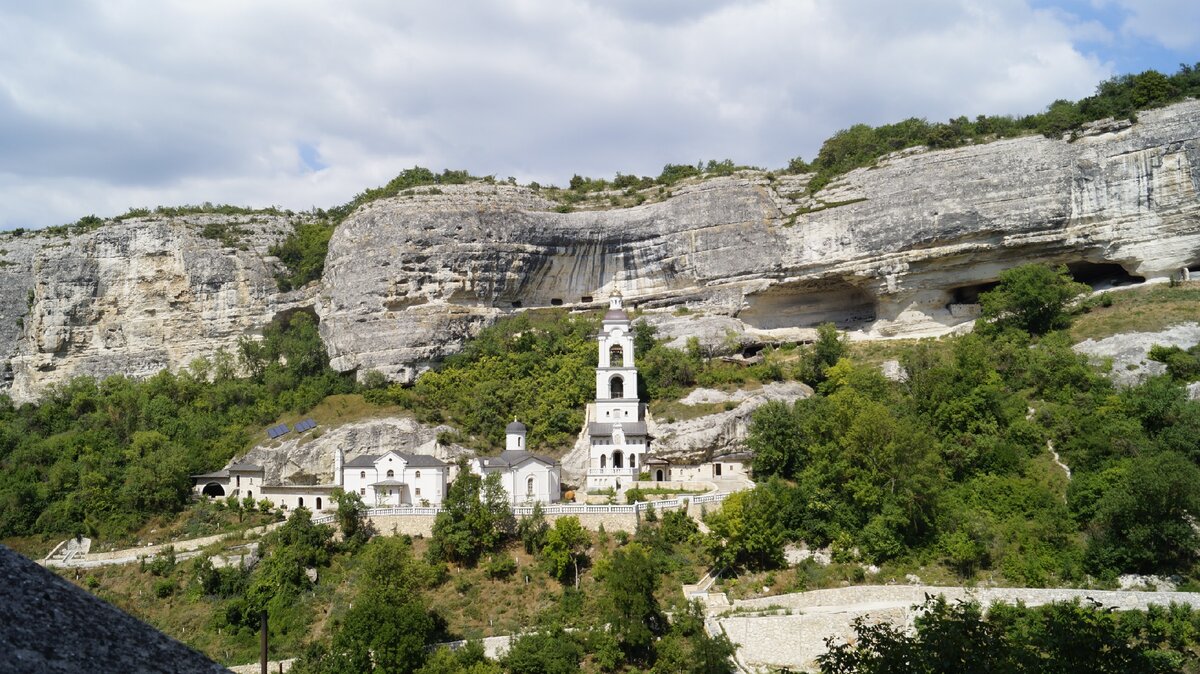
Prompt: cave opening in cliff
<box><xmin>550</xmin><ymin>298</ymin><xmax>564</xmax><ymax>306</ymax></box>
<box><xmin>951</xmin><ymin>281</ymin><xmax>1000</xmax><ymax>305</ymax></box>
<box><xmin>739</xmin><ymin>279</ymin><xmax>876</xmax><ymax>331</ymax></box>
<box><xmin>1067</xmin><ymin>261</ymin><xmax>1144</xmax><ymax>289</ymax></box>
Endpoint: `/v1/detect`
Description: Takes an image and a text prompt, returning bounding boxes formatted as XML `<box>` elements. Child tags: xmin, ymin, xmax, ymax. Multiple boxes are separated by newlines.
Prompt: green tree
<box><xmin>652</xmin><ymin>601</ymin><xmax>737</xmax><ymax>674</ymax></box>
<box><xmin>501</xmin><ymin>628</ymin><xmax>583</xmax><ymax>674</ymax></box>
<box><xmin>541</xmin><ymin>516</ymin><xmax>590</xmax><ymax>587</ymax></box>
<box><xmin>978</xmin><ymin>264</ymin><xmax>1089</xmax><ymax>336</ymax></box>
<box><xmin>703</xmin><ymin>484</ymin><xmax>788</xmax><ymax>571</ymax></box>
<box><xmin>748</xmin><ymin>400</ymin><xmax>805</xmax><ymax>478</ymax></box>
<box><xmin>1085</xmin><ymin>451</ymin><xmax>1200</xmax><ymax>575</ymax></box>
<box><xmin>332</xmin><ymin>488</ymin><xmax>372</xmax><ymax>549</ymax></box>
<box><xmin>596</xmin><ymin>543</ymin><xmax>665</xmax><ymax>660</ymax></box>
<box><xmin>431</xmin><ymin>463</ymin><xmax>514</xmax><ymax>565</ymax></box>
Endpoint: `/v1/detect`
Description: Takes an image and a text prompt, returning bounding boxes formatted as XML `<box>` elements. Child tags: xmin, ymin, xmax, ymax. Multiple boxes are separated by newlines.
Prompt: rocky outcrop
<box><xmin>240</xmin><ymin>416</ymin><xmax>472</xmax><ymax>484</ymax></box>
<box><xmin>0</xmin><ymin>214</ymin><xmax>312</xmax><ymax>402</ymax></box>
<box><xmin>319</xmin><ymin>101</ymin><xmax>1200</xmax><ymax>382</ymax></box>
<box><xmin>647</xmin><ymin>381</ymin><xmax>813</xmax><ymax>462</ymax></box>
<box><xmin>1073</xmin><ymin>322</ymin><xmax>1200</xmax><ymax>386</ymax></box>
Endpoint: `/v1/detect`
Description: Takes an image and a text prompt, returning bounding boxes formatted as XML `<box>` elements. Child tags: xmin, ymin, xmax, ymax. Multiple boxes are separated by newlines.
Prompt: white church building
<box><xmin>473</xmin><ymin>420</ymin><xmax>562</xmax><ymax>504</ymax></box>
<box><xmin>338</xmin><ymin>449</ymin><xmax>450</xmax><ymax>507</ymax></box>
<box><xmin>586</xmin><ymin>292</ymin><xmax>650</xmax><ymax>492</ymax></box>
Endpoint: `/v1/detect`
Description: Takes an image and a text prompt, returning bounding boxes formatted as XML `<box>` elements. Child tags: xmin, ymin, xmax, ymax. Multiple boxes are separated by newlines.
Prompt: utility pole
<box><xmin>260</xmin><ymin>610</ymin><xmax>268</xmax><ymax>674</ymax></box>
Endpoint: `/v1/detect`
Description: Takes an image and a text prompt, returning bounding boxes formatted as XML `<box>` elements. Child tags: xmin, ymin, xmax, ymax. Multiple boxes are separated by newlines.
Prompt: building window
<box><xmin>316</xmin><ymin>497</ymin><xmax>322</xmax><ymax>510</ymax></box>
<box><xmin>600</xmin><ymin>454</ymin><xmax>606</xmax><ymax>469</ymax></box>
<box><xmin>415</xmin><ymin>488</ymin><xmax>421</xmax><ymax>496</ymax></box>
<box><xmin>386</xmin><ymin>469</ymin><xmax>394</xmax><ymax>478</ymax></box>
<box><xmin>415</xmin><ymin>471</ymin><xmax>421</xmax><ymax>479</ymax></box>
<box><xmin>527</xmin><ymin>476</ymin><xmax>535</xmax><ymax>496</ymax></box>
<box><xmin>630</xmin><ymin>454</ymin><xmax>636</xmax><ymax>468</ymax></box>
<box><xmin>360</xmin><ymin>488</ymin><xmax>366</xmax><ymax>495</ymax></box>
<box><xmin>360</xmin><ymin>471</ymin><xmax>366</xmax><ymax>479</ymax></box>
<box><xmin>247</xmin><ymin>491</ymin><xmax>252</xmax><ymax>500</ymax></box>
<box><xmin>518</xmin><ymin>436</ymin><xmax>522</xmax><ymax>447</ymax></box>
<box><xmin>299</xmin><ymin>497</ymin><xmax>305</xmax><ymax>508</ymax></box>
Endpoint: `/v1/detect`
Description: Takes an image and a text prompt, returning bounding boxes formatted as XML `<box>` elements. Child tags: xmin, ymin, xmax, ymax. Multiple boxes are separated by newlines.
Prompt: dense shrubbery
<box><xmin>720</xmin><ymin>264</ymin><xmax>1200</xmax><ymax>582</ymax></box>
<box><xmin>819</xmin><ymin>595</ymin><xmax>1200</xmax><ymax>674</ymax></box>
<box><xmin>0</xmin><ymin>309</ymin><xmax>355</xmax><ymax>540</ymax></box>
<box><xmin>367</xmin><ymin>310</ymin><xmax>599</xmax><ymax>451</ymax></box>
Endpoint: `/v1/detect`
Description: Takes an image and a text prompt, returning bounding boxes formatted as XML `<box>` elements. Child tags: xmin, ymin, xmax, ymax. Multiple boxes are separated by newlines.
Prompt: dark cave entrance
<box><xmin>1066</xmin><ymin>262</ymin><xmax>1145</xmax><ymax>289</ymax></box>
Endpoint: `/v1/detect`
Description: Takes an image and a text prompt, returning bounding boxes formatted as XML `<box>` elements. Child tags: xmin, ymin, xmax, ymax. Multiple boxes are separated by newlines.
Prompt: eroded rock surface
<box><xmin>319</xmin><ymin>101</ymin><xmax>1200</xmax><ymax>382</ymax></box>
<box><xmin>240</xmin><ymin>416</ymin><xmax>472</xmax><ymax>484</ymax></box>
<box><xmin>649</xmin><ymin>381</ymin><xmax>813</xmax><ymax>463</ymax></box>
<box><xmin>1</xmin><ymin>214</ymin><xmax>313</xmax><ymax>402</ymax></box>
<box><xmin>3</xmin><ymin>101</ymin><xmax>1200</xmax><ymax>401</ymax></box>
<box><xmin>1073</xmin><ymin>322</ymin><xmax>1200</xmax><ymax>386</ymax></box>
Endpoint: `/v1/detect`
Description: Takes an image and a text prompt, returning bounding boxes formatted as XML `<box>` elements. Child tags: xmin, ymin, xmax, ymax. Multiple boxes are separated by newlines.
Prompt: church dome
<box><xmin>604</xmin><ymin>307</ymin><xmax>628</xmax><ymax>320</ymax></box>
<box><xmin>506</xmin><ymin>420</ymin><xmax>527</xmax><ymax>433</ymax></box>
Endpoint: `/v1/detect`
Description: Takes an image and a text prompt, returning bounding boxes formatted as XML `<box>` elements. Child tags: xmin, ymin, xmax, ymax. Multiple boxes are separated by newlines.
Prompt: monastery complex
<box><xmin>191</xmin><ymin>292</ymin><xmax>746</xmax><ymax>515</ymax></box>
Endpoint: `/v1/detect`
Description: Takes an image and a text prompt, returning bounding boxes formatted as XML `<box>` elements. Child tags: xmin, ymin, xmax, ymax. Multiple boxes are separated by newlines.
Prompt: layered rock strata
<box><xmin>319</xmin><ymin>101</ymin><xmax>1200</xmax><ymax>382</ymax></box>
<box><xmin>2</xmin><ymin>101</ymin><xmax>1200</xmax><ymax>401</ymax></box>
<box><xmin>1</xmin><ymin>214</ymin><xmax>311</xmax><ymax>402</ymax></box>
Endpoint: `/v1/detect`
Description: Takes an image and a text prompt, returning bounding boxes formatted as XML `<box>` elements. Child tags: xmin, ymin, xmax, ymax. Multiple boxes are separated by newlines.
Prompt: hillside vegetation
<box><xmin>710</xmin><ymin>267</ymin><xmax>1200</xmax><ymax>586</ymax></box>
<box><xmin>0</xmin><ymin>309</ymin><xmax>354</xmax><ymax>541</ymax></box>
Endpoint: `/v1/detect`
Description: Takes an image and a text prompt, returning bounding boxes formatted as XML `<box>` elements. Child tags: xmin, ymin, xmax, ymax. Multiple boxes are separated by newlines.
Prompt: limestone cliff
<box><xmin>3</xmin><ymin>101</ymin><xmax>1200</xmax><ymax>401</ymax></box>
<box><xmin>318</xmin><ymin>101</ymin><xmax>1200</xmax><ymax>382</ymax></box>
<box><xmin>0</xmin><ymin>214</ymin><xmax>313</xmax><ymax>402</ymax></box>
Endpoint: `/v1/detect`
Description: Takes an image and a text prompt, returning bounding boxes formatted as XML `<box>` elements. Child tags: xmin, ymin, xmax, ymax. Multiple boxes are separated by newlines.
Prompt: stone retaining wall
<box><xmin>720</xmin><ymin>584</ymin><xmax>1200</xmax><ymax>672</ymax></box>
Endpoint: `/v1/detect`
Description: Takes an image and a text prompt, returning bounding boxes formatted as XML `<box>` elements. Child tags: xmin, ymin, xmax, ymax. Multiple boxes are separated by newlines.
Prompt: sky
<box><xmin>0</xmin><ymin>0</ymin><xmax>1196</xmax><ymax>230</ymax></box>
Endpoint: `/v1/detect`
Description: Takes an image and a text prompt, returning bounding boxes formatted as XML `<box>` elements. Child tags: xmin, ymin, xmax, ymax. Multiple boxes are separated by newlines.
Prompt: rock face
<box><xmin>240</xmin><ymin>416</ymin><xmax>472</xmax><ymax>484</ymax></box>
<box><xmin>0</xmin><ymin>214</ymin><xmax>312</xmax><ymax>402</ymax></box>
<box><xmin>647</xmin><ymin>381</ymin><xmax>813</xmax><ymax>462</ymax></box>
<box><xmin>3</xmin><ymin>101</ymin><xmax>1200</xmax><ymax>401</ymax></box>
<box><xmin>319</xmin><ymin>101</ymin><xmax>1200</xmax><ymax>382</ymax></box>
<box><xmin>1073</xmin><ymin>322</ymin><xmax>1200</xmax><ymax>386</ymax></box>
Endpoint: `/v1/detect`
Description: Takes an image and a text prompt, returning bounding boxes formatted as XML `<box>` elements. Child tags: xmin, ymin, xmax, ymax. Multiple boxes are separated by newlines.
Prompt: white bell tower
<box><xmin>595</xmin><ymin>291</ymin><xmax>639</xmax><ymax>421</ymax></box>
<box><xmin>587</xmin><ymin>290</ymin><xmax>648</xmax><ymax>491</ymax></box>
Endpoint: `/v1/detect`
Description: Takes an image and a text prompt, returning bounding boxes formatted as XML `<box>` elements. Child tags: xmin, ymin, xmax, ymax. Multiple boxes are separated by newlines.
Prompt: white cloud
<box><xmin>0</xmin><ymin>0</ymin><xmax>1114</xmax><ymax>229</ymax></box>
<box><xmin>1107</xmin><ymin>0</ymin><xmax>1200</xmax><ymax>51</ymax></box>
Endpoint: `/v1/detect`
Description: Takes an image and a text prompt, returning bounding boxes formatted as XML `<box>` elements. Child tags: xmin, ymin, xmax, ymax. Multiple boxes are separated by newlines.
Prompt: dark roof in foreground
<box><xmin>0</xmin><ymin>544</ymin><xmax>230</xmax><ymax>673</ymax></box>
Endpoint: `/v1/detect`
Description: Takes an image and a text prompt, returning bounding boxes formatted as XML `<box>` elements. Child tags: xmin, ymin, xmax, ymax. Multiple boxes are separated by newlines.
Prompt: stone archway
<box><xmin>612</xmin><ymin>450</ymin><xmax>624</xmax><ymax>469</ymax></box>
<box><xmin>655</xmin><ymin>469</ymin><xmax>664</xmax><ymax>482</ymax></box>
<box><xmin>202</xmin><ymin>483</ymin><xmax>225</xmax><ymax>498</ymax></box>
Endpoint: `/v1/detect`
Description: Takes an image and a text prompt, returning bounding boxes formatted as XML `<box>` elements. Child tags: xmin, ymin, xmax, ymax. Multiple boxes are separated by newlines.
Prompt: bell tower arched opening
<box><xmin>610</xmin><ymin>375</ymin><xmax>624</xmax><ymax>399</ymax></box>
<box><xmin>609</xmin><ymin>344</ymin><xmax>624</xmax><ymax>367</ymax></box>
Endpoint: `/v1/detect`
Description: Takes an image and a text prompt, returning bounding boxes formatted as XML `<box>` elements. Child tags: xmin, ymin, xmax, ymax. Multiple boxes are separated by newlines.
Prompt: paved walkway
<box><xmin>41</xmin><ymin>521</ymin><xmax>284</xmax><ymax>569</ymax></box>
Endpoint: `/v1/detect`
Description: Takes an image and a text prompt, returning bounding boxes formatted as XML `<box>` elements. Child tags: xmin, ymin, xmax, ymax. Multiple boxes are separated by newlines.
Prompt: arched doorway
<box><xmin>246</xmin><ymin>491</ymin><xmax>252</xmax><ymax>500</ymax></box>
<box><xmin>600</xmin><ymin>454</ymin><xmax>607</xmax><ymax>469</ymax></box>
<box><xmin>613</xmin><ymin>450</ymin><xmax>624</xmax><ymax>469</ymax></box>
<box><xmin>655</xmin><ymin>469</ymin><xmax>664</xmax><ymax>482</ymax></box>
<box><xmin>202</xmin><ymin>483</ymin><xmax>225</xmax><ymax>498</ymax></box>
<box><xmin>610</xmin><ymin>375</ymin><xmax>624</xmax><ymax>399</ymax></box>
